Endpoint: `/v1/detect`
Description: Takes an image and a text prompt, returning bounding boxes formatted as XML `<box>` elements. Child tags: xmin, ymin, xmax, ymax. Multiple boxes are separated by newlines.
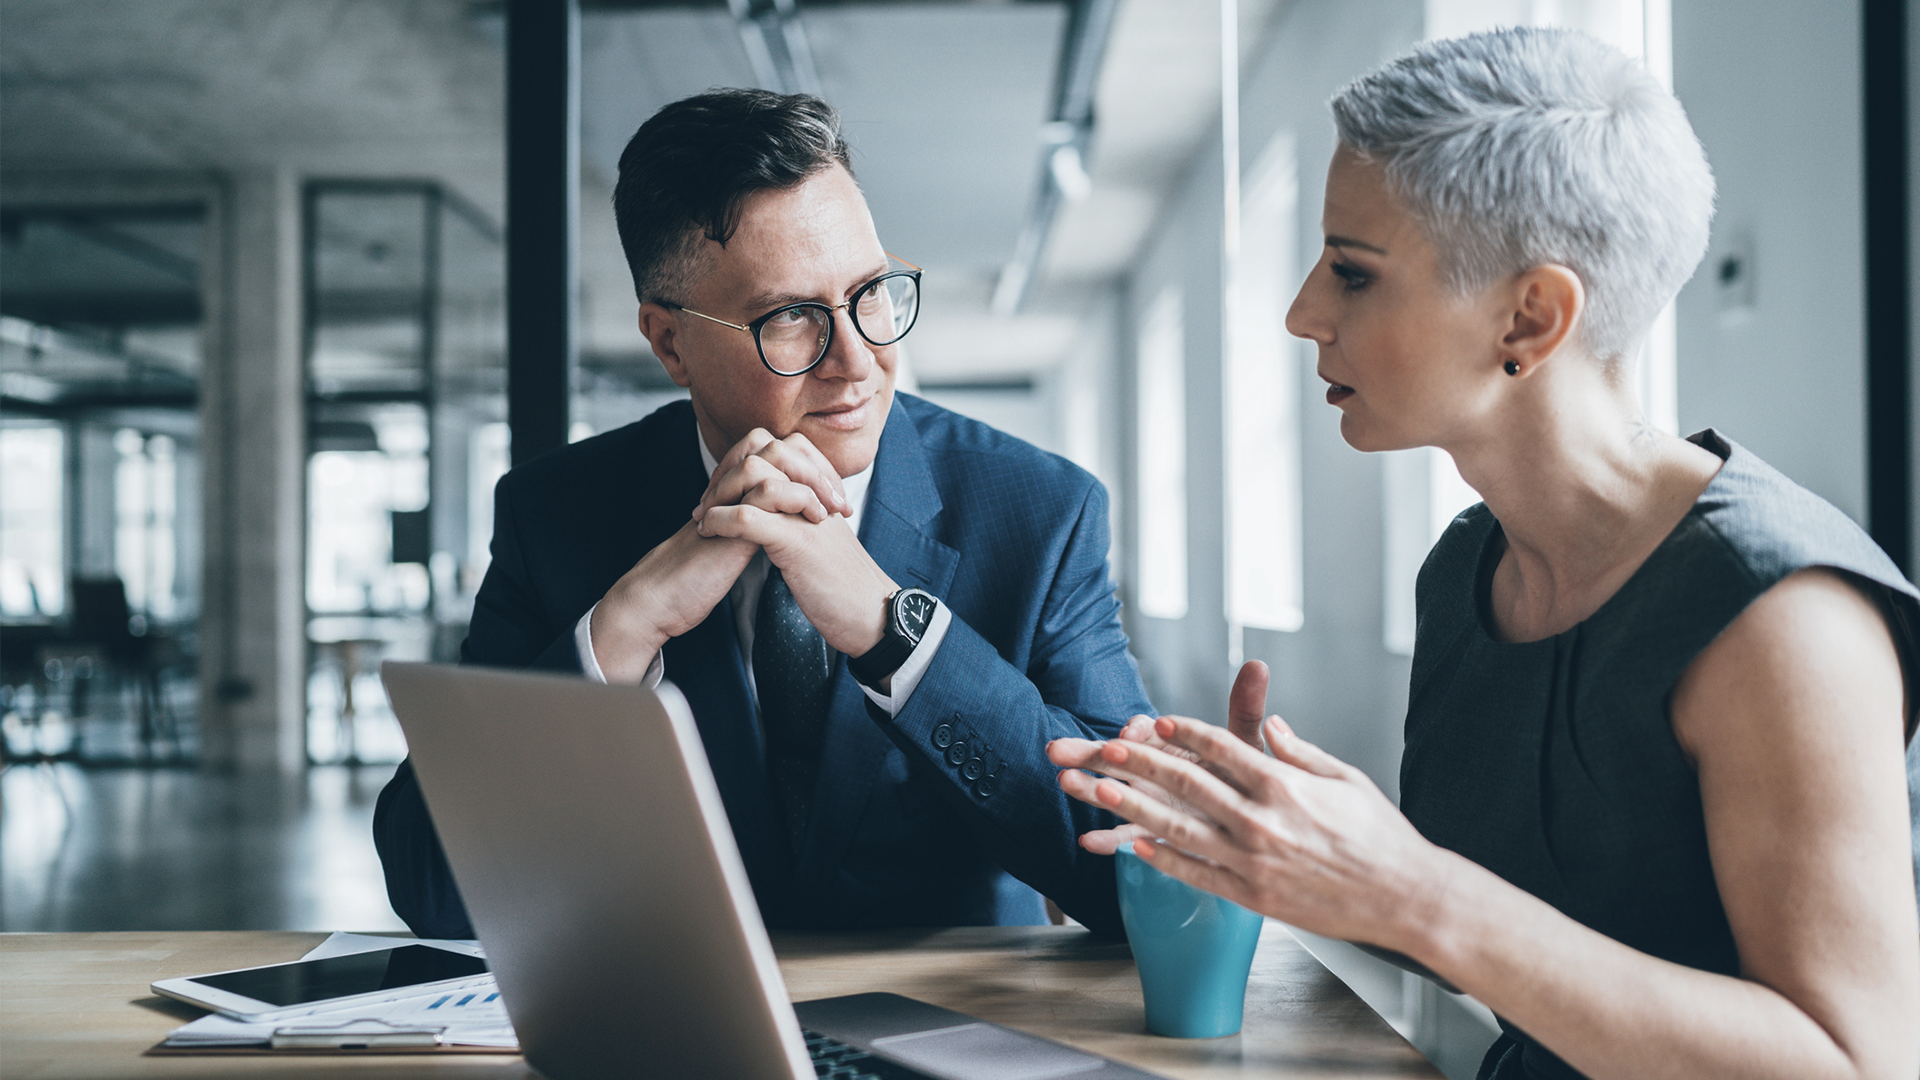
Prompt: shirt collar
<box><xmin>695</xmin><ymin>425</ymin><xmax>873</xmax><ymax>536</ymax></box>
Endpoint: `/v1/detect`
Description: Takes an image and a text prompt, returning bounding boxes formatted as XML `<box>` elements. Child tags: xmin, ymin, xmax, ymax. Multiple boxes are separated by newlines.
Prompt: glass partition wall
<box><xmin>304</xmin><ymin>182</ymin><xmax>503</xmax><ymax>764</ymax></box>
<box><xmin>0</xmin><ymin>205</ymin><xmax>205</xmax><ymax>763</ymax></box>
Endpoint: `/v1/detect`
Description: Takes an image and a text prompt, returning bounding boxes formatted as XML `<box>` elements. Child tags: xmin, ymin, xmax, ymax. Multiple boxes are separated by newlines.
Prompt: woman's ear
<box><xmin>639</xmin><ymin>302</ymin><xmax>694</xmax><ymax>389</ymax></box>
<box><xmin>1500</xmin><ymin>264</ymin><xmax>1585</xmax><ymax>373</ymax></box>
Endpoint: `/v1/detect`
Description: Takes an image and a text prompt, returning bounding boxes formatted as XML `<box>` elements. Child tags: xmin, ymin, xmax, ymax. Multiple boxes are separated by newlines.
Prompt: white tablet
<box><xmin>151</xmin><ymin>942</ymin><xmax>492</xmax><ymax>1023</ymax></box>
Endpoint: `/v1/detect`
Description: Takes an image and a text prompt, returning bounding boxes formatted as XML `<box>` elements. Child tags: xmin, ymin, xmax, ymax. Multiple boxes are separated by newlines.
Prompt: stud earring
<box><xmin>1504</xmin><ymin>360</ymin><xmax>1521</xmax><ymax>377</ymax></box>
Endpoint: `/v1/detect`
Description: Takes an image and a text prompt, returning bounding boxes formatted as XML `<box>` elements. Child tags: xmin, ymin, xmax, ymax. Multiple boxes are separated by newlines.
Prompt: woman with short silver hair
<box><xmin>1052</xmin><ymin>26</ymin><xmax>1920</xmax><ymax>1080</ymax></box>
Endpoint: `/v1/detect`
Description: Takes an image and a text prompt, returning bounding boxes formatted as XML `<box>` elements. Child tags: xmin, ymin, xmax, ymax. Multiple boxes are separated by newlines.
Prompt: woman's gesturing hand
<box><xmin>1048</xmin><ymin>662</ymin><xmax>1274</xmax><ymax>855</ymax></box>
<box><xmin>1054</xmin><ymin>702</ymin><xmax>1457</xmax><ymax>955</ymax></box>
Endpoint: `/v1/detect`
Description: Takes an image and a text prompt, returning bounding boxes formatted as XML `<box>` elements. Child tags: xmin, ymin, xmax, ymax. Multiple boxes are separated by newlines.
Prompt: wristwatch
<box><xmin>848</xmin><ymin>588</ymin><xmax>938</xmax><ymax>686</ymax></box>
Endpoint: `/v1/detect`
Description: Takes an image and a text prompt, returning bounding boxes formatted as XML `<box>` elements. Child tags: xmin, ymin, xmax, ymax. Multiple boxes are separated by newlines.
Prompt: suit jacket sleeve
<box><xmin>876</xmin><ymin>479</ymin><xmax>1148</xmax><ymax>939</ymax></box>
<box><xmin>374</xmin><ymin>472</ymin><xmax>584</xmax><ymax>938</ymax></box>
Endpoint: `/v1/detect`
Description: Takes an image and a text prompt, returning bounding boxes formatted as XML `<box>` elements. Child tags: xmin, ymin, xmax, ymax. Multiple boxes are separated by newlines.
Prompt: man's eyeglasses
<box><xmin>660</xmin><ymin>257</ymin><xmax>922</xmax><ymax>377</ymax></box>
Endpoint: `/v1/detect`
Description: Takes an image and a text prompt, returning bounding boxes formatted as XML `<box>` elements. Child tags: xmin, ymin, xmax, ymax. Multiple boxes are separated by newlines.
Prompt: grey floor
<box><xmin>1</xmin><ymin>761</ymin><xmax>407</xmax><ymax>933</ymax></box>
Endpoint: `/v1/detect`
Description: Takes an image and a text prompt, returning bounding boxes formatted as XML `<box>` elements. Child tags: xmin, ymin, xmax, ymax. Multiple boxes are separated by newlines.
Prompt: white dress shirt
<box><xmin>574</xmin><ymin>430</ymin><xmax>951</xmax><ymax>716</ymax></box>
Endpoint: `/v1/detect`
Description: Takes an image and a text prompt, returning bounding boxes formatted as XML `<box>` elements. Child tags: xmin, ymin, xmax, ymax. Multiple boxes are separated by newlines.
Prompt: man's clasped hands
<box><xmin>589</xmin><ymin>428</ymin><xmax>901</xmax><ymax>685</ymax></box>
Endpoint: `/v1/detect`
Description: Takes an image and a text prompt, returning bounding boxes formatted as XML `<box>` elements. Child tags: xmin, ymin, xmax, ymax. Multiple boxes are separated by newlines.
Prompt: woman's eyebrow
<box><xmin>1326</xmin><ymin>235</ymin><xmax>1388</xmax><ymax>255</ymax></box>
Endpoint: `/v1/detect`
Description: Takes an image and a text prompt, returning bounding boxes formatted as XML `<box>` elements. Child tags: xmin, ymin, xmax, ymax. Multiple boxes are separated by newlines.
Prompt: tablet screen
<box><xmin>193</xmin><ymin>945</ymin><xmax>489</xmax><ymax>1007</ymax></box>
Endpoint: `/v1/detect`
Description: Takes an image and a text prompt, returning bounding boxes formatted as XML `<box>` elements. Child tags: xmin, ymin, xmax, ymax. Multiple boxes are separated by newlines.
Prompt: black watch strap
<box><xmin>848</xmin><ymin>588</ymin><xmax>937</xmax><ymax>686</ymax></box>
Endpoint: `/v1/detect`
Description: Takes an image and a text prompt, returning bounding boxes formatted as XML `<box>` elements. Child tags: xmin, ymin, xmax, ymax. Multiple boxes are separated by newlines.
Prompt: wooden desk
<box><xmin>1</xmin><ymin>925</ymin><xmax>1441</xmax><ymax>1079</ymax></box>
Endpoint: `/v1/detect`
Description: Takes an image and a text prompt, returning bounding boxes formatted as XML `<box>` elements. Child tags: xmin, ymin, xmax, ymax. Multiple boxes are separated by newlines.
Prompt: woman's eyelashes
<box><xmin>1329</xmin><ymin>260</ymin><xmax>1372</xmax><ymax>291</ymax></box>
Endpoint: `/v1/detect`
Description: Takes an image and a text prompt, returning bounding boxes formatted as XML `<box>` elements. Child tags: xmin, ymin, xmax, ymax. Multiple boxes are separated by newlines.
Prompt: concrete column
<box><xmin>198</xmin><ymin>168</ymin><xmax>306</xmax><ymax>772</ymax></box>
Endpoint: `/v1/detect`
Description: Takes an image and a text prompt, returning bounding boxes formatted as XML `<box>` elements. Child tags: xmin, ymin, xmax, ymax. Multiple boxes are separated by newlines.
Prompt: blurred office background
<box><xmin>2</xmin><ymin>0</ymin><xmax>1913</xmax><ymax>1074</ymax></box>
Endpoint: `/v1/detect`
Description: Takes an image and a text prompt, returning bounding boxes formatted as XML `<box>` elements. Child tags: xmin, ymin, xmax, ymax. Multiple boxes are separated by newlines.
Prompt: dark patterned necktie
<box><xmin>753</xmin><ymin>565</ymin><xmax>833</xmax><ymax>854</ymax></box>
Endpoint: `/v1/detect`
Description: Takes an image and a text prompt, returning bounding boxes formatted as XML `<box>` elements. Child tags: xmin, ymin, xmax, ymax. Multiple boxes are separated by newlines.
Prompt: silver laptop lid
<box><xmin>380</xmin><ymin>661</ymin><xmax>811</xmax><ymax>1080</ymax></box>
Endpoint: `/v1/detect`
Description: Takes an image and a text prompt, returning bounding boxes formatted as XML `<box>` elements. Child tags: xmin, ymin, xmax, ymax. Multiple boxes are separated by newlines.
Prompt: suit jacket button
<box><xmin>974</xmin><ymin>775</ymin><xmax>997</xmax><ymax>798</ymax></box>
<box><xmin>945</xmin><ymin>741</ymin><xmax>968</xmax><ymax>767</ymax></box>
<box><xmin>931</xmin><ymin>723</ymin><xmax>955</xmax><ymax>749</ymax></box>
<box><xmin>960</xmin><ymin>757</ymin><xmax>984</xmax><ymax>782</ymax></box>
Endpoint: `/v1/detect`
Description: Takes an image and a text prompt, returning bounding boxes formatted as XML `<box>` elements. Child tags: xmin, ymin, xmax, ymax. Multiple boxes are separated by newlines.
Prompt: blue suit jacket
<box><xmin>374</xmin><ymin>394</ymin><xmax>1152</xmax><ymax>939</ymax></box>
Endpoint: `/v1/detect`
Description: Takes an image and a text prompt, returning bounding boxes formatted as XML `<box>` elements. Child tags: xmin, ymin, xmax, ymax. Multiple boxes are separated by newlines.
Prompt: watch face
<box><xmin>894</xmin><ymin>589</ymin><xmax>936</xmax><ymax>639</ymax></box>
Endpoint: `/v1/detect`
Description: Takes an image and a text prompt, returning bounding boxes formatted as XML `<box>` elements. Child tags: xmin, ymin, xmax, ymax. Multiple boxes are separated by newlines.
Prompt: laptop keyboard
<box><xmin>804</xmin><ymin>1029</ymin><xmax>934</xmax><ymax>1079</ymax></box>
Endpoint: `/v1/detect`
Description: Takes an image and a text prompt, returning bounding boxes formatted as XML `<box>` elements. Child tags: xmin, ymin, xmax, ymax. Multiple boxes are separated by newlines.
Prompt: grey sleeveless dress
<box><xmin>1400</xmin><ymin>430</ymin><xmax>1920</xmax><ymax>1080</ymax></box>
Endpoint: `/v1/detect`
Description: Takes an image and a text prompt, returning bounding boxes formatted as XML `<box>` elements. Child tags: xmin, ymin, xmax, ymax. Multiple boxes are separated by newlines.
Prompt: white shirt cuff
<box><xmin>858</xmin><ymin>600</ymin><xmax>952</xmax><ymax>717</ymax></box>
<box><xmin>575</xmin><ymin>602</ymin><xmax>664</xmax><ymax>689</ymax></box>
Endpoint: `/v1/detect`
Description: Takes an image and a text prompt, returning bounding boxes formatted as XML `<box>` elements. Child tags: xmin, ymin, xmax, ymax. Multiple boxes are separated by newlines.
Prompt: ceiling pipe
<box><xmin>727</xmin><ymin>0</ymin><xmax>822</xmax><ymax>97</ymax></box>
<box><xmin>991</xmin><ymin>0</ymin><xmax>1119</xmax><ymax>317</ymax></box>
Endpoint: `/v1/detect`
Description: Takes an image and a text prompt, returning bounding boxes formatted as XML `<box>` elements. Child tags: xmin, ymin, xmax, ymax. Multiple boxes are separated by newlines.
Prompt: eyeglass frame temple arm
<box><xmin>653</xmin><ymin>254</ymin><xmax>922</xmax><ymax>337</ymax></box>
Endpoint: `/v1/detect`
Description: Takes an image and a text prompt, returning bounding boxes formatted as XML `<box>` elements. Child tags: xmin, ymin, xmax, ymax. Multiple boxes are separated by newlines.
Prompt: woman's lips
<box><xmin>1325</xmin><ymin>382</ymin><xmax>1355</xmax><ymax>405</ymax></box>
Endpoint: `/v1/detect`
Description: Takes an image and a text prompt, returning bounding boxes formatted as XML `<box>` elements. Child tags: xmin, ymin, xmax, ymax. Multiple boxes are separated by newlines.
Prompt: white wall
<box><xmin>1052</xmin><ymin>284</ymin><xmax>1131</xmax><ymax>568</ymax></box>
<box><xmin>1126</xmin><ymin>126</ymin><xmax>1231</xmax><ymax>719</ymax></box>
<box><xmin>1672</xmin><ymin>0</ymin><xmax>1866</xmax><ymax>521</ymax></box>
<box><xmin>1123</xmin><ymin>0</ymin><xmax>1424</xmax><ymax>794</ymax></box>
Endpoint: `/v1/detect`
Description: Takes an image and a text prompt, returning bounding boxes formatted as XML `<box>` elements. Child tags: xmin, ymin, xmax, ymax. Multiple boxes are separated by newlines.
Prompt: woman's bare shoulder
<box><xmin>1668</xmin><ymin>566</ymin><xmax>1918</xmax><ymax>1074</ymax></box>
<box><xmin>1672</xmin><ymin>567</ymin><xmax>1902</xmax><ymax>756</ymax></box>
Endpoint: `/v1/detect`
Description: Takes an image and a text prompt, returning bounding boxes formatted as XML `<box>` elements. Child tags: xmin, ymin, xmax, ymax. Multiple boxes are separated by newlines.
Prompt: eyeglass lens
<box><xmin>758</xmin><ymin>272</ymin><xmax>919</xmax><ymax>375</ymax></box>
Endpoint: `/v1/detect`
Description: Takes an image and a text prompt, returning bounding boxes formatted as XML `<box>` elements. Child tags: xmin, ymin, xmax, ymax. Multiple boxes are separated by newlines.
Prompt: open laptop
<box><xmin>380</xmin><ymin>661</ymin><xmax>1165</xmax><ymax>1080</ymax></box>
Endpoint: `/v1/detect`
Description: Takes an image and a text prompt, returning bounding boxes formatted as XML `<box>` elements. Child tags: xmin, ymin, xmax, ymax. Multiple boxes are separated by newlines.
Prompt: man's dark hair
<box><xmin>613</xmin><ymin>88</ymin><xmax>854</xmax><ymax>305</ymax></box>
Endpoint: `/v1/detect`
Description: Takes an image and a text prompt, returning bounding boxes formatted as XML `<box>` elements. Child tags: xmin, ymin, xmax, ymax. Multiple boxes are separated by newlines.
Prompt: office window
<box><xmin>469</xmin><ymin>421</ymin><xmax>511</xmax><ymax>575</ymax></box>
<box><xmin>1226</xmin><ymin>133</ymin><xmax>1304</xmax><ymax>633</ymax></box>
<box><xmin>1384</xmin><ymin>448</ymin><xmax>1482</xmax><ymax>655</ymax></box>
<box><xmin>113</xmin><ymin>429</ymin><xmax>177</xmax><ymax>620</ymax></box>
<box><xmin>1633</xmin><ymin>0</ymin><xmax>1679</xmax><ymax>434</ymax></box>
<box><xmin>308</xmin><ymin>406</ymin><xmax>432</xmax><ymax>616</ymax></box>
<box><xmin>1136</xmin><ymin>286</ymin><xmax>1188</xmax><ymax>620</ymax></box>
<box><xmin>1427</xmin><ymin>0</ymin><xmax>1648</xmax><ymax>44</ymax></box>
<box><xmin>0</xmin><ymin>424</ymin><xmax>65</xmax><ymax>617</ymax></box>
<box><xmin>304</xmin><ymin>181</ymin><xmax>503</xmax><ymax>761</ymax></box>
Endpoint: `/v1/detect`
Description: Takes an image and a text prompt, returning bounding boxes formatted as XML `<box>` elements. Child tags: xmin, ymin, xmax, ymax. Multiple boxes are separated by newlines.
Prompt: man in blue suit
<box><xmin>374</xmin><ymin>89</ymin><xmax>1151</xmax><ymax>940</ymax></box>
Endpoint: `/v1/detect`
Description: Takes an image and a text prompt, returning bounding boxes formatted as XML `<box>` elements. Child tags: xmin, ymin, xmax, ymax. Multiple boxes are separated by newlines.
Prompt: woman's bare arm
<box><xmin>1050</xmin><ymin>569</ymin><xmax>1918</xmax><ymax>1080</ymax></box>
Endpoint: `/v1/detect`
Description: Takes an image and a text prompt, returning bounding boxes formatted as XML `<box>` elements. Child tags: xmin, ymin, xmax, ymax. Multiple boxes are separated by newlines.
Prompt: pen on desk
<box><xmin>268</xmin><ymin>1019</ymin><xmax>446</xmax><ymax>1050</ymax></box>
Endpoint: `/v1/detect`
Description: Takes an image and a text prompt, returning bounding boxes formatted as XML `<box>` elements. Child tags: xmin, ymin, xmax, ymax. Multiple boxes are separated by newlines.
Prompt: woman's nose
<box><xmin>1285</xmin><ymin>273</ymin><xmax>1333</xmax><ymax>345</ymax></box>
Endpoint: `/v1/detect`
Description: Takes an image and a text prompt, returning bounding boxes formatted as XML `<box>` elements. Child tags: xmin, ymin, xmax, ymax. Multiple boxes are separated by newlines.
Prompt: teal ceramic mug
<box><xmin>1115</xmin><ymin>845</ymin><xmax>1265</xmax><ymax>1038</ymax></box>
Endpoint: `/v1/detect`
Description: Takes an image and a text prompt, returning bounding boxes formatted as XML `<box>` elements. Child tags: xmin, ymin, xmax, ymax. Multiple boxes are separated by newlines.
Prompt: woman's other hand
<box><xmin>1047</xmin><ymin>661</ymin><xmax>1274</xmax><ymax>855</ymax></box>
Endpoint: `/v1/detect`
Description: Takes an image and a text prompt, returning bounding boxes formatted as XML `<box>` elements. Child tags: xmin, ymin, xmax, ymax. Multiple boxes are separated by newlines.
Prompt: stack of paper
<box><xmin>160</xmin><ymin>933</ymin><xmax>518</xmax><ymax>1050</ymax></box>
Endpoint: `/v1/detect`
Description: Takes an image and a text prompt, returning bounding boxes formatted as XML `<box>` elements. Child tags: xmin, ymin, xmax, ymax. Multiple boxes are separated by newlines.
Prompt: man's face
<box><xmin>643</xmin><ymin>164</ymin><xmax>897</xmax><ymax>479</ymax></box>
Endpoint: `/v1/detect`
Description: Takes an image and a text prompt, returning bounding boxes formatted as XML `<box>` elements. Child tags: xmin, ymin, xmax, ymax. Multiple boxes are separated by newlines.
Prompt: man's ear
<box><xmin>639</xmin><ymin>302</ymin><xmax>694</xmax><ymax>389</ymax></box>
<box><xmin>1500</xmin><ymin>264</ymin><xmax>1584</xmax><ymax>371</ymax></box>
